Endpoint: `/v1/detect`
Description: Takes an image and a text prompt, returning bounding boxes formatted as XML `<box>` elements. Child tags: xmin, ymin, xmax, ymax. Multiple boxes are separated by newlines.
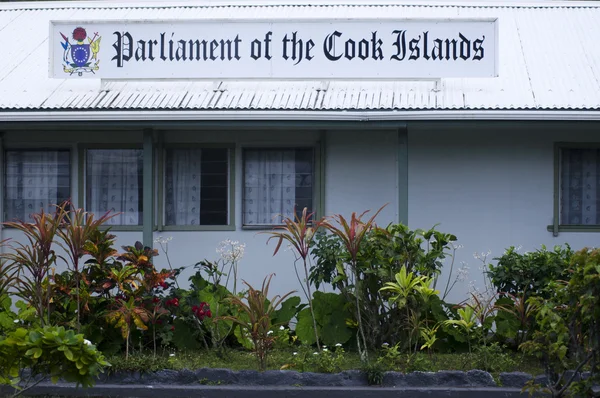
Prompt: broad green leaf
<box><xmin>63</xmin><ymin>347</ymin><xmax>74</xmax><ymax>361</ymax></box>
<box><xmin>295</xmin><ymin>308</ymin><xmax>317</xmax><ymax>345</ymax></box>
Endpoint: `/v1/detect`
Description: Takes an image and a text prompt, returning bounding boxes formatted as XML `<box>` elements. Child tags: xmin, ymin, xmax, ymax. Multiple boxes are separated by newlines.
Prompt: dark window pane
<box><xmin>165</xmin><ymin>148</ymin><xmax>228</xmax><ymax>226</ymax></box>
<box><xmin>560</xmin><ymin>148</ymin><xmax>600</xmax><ymax>225</ymax></box>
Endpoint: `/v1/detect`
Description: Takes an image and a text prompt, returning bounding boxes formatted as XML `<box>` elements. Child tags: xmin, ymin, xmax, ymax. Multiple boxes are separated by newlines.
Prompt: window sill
<box><xmin>100</xmin><ymin>225</ymin><xmax>143</xmax><ymax>232</ymax></box>
<box><xmin>242</xmin><ymin>225</ymin><xmax>281</xmax><ymax>231</ymax></box>
<box><xmin>547</xmin><ymin>225</ymin><xmax>600</xmax><ymax>233</ymax></box>
<box><xmin>159</xmin><ymin>225</ymin><xmax>235</xmax><ymax>232</ymax></box>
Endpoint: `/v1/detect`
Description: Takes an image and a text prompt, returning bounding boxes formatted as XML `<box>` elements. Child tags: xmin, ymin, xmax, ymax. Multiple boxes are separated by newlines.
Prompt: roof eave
<box><xmin>1</xmin><ymin>109</ymin><xmax>600</xmax><ymax>123</ymax></box>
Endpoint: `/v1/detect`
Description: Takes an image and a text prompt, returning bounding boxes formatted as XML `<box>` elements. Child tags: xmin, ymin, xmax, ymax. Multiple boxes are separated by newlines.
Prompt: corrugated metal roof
<box><xmin>1</xmin><ymin>1</ymin><xmax>600</xmax><ymax>113</ymax></box>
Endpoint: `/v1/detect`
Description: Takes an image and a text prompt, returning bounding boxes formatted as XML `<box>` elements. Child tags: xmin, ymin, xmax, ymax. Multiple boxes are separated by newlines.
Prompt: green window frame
<box><xmin>157</xmin><ymin>143</ymin><xmax>235</xmax><ymax>231</ymax></box>
<box><xmin>241</xmin><ymin>144</ymin><xmax>322</xmax><ymax>229</ymax></box>
<box><xmin>79</xmin><ymin>144</ymin><xmax>144</xmax><ymax>231</ymax></box>
<box><xmin>550</xmin><ymin>142</ymin><xmax>600</xmax><ymax>235</ymax></box>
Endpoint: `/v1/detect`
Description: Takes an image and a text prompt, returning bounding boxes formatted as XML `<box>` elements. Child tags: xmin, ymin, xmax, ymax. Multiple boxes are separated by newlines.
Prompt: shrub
<box><xmin>311</xmin><ymin>221</ymin><xmax>457</xmax><ymax>351</ymax></box>
<box><xmin>0</xmin><ymin>326</ymin><xmax>109</xmax><ymax>394</ymax></box>
<box><xmin>520</xmin><ymin>247</ymin><xmax>600</xmax><ymax>397</ymax></box>
<box><xmin>487</xmin><ymin>245</ymin><xmax>572</xmax><ymax>299</ymax></box>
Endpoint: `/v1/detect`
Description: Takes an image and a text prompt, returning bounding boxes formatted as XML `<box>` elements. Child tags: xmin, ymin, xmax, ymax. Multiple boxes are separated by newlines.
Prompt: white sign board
<box><xmin>50</xmin><ymin>19</ymin><xmax>498</xmax><ymax>79</ymax></box>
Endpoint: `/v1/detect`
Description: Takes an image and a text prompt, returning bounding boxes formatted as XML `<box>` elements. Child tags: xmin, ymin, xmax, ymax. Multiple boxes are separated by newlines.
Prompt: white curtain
<box><xmin>561</xmin><ymin>148</ymin><xmax>600</xmax><ymax>225</ymax></box>
<box><xmin>165</xmin><ymin>149</ymin><xmax>202</xmax><ymax>225</ymax></box>
<box><xmin>87</xmin><ymin>149</ymin><xmax>142</xmax><ymax>225</ymax></box>
<box><xmin>244</xmin><ymin>150</ymin><xmax>295</xmax><ymax>225</ymax></box>
<box><xmin>5</xmin><ymin>151</ymin><xmax>66</xmax><ymax>221</ymax></box>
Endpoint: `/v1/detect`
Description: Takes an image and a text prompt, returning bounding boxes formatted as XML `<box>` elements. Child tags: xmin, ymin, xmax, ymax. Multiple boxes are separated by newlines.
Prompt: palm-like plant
<box><xmin>2</xmin><ymin>205</ymin><xmax>67</xmax><ymax>326</ymax></box>
<box><xmin>320</xmin><ymin>204</ymin><xmax>387</xmax><ymax>362</ymax></box>
<box><xmin>263</xmin><ymin>207</ymin><xmax>322</xmax><ymax>349</ymax></box>
<box><xmin>220</xmin><ymin>274</ymin><xmax>296</xmax><ymax>371</ymax></box>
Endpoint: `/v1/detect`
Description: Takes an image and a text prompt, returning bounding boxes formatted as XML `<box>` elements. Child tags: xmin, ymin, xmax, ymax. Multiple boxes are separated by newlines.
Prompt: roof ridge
<box><xmin>2</xmin><ymin>0</ymin><xmax>600</xmax><ymax>12</ymax></box>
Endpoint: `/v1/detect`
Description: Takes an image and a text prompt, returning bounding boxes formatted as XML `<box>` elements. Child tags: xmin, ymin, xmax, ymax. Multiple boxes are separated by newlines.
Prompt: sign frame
<box><xmin>49</xmin><ymin>17</ymin><xmax>499</xmax><ymax>80</ymax></box>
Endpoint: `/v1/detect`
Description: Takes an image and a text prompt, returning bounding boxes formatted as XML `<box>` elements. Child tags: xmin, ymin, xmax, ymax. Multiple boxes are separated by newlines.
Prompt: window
<box><xmin>4</xmin><ymin>150</ymin><xmax>70</xmax><ymax>221</ymax></box>
<box><xmin>85</xmin><ymin>149</ymin><xmax>143</xmax><ymax>226</ymax></box>
<box><xmin>243</xmin><ymin>148</ymin><xmax>313</xmax><ymax>225</ymax></box>
<box><xmin>164</xmin><ymin>148</ymin><xmax>229</xmax><ymax>226</ymax></box>
<box><xmin>559</xmin><ymin>147</ymin><xmax>600</xmax><ymax>226</ymax></box>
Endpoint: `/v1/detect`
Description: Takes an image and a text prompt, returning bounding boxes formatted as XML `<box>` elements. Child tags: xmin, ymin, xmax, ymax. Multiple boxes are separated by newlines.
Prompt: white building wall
<box><xmin>0</xmin><ymin>128</ymin><xmax>399</xmax><ymax>298</ymax></box>
<box><xmin>3</xmin><ymin>124</ymin><xmax>599</xmax><ymax>302</ymax></box>
<box><xmin>408</xmin><ymin>122</ymin><xmax>600</xmax><ymax>303</ymax></box>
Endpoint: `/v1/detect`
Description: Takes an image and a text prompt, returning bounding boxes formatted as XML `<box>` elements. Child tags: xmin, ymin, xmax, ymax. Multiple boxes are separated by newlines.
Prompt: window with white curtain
<box><xmin>560</xmin><ymin>147</ymin><xmax>600</xmax><ymax>225</ymax></box>
<box><xmin>164</xmin><ymin>148</ymin><xmax>229</xmax><ymax>226</ymax></box>
<box><xmin>4</xmin><ymin>150</ymin><xmax>71</xmax><ymax>221</ymax></box>
<box><xmin>85</xmin><ymin>149</ymin><xmax>143</xmax><ymax>226</ymax></box>
<box><xmin>243</xmin><ymin>148</ymin><xmax>313</xmax><ymax>226</ymax></box>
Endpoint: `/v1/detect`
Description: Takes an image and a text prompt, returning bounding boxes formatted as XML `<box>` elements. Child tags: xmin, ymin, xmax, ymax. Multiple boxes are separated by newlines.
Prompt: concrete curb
<box><xmin>1</xmin><ymin>369</ymin><xmax>556</xmax><ymax>397</ymax></box>
<box><xmin>2</xmin><ymin>384</ymin><xmax>544</xmax><ymax>398</ymax></box>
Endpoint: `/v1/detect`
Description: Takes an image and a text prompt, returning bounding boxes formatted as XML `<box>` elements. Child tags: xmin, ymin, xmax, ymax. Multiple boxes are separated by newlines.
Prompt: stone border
<box><xmin>94</xmin><ymin>368</ymin><xmax>541</xmax><ymax>388</ymax></box>
<box><xmin>1</xmin><ymin>369</ymin><xmax>558</xmax><ymax>397</ymax></box>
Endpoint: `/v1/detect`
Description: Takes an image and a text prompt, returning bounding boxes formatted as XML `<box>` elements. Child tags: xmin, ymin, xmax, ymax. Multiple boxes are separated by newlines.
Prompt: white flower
<box><xmin>457</xmin><ymin>264</ymin><xmax>470</xmax><ymax>282</ymax></box>
<box><xmin>217</xmin><ymin>239</ymin><xmax>246</xmax><ymax>263</ymax></box>
<box><xmin>154</xmin><ymin>236</ymin><xmax>173</xmax><ymax>245</ymax></box>
<box><xmin>83</xmin><ymin>339</ymin><xmax>92</xmax><ymax>346</ymax></box>
<box><xmin>169</xmin><ymin>353</ymin><xmax>175</xmax><ymax>357</ymax></box>
<box><xmin>382</xmin><ymin>342</ymin><xmax>389</xmax><ymax>347</ymax></box>
<box><xmin>267</xmin><ymin>330</ymin><xmax>273</xmax><ymax>335</ymax></box>
<box><xmin>322</xmin><ymin>348</ymin><xmax>328</xmax><ymax>352</ymax></box>
<box><xmin>293</xmin><ymin>352</ymin><xmax>298</xmax><ymax>356</ymax></box>
<box><xmin>13</xmin><ymin>319</ymin><xmax>19</xmax><ymax>324</ymax></box>
<box><xmin>313</xmin><ymin>352</ymin><xmax>319</xmax><ymax>355</ymax></box>
<box><xmin>335</xmin><ymin>343</ymin><xmax>342</xmax><ymax>347</ymax></box>
<box><xmin>280</xmin><ymin>326</ymin><xmax>285</xmax><ymax>330</ymax></box>
<box><xmin>322</xmin><ymin>345</ymin><xmax>327</xmax><ymax>348</ymax></box>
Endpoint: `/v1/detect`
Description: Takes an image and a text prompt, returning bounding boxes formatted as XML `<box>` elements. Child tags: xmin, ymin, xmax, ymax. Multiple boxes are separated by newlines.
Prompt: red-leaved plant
<box><xmin>320</xmin><ymin>204</ymin><xmax>388</xmax><ymax>362</ymax></box>
<box><xmin>220</xmin><ymin>274</ymin><xmax>296</xmax><ymax>371</ymax></box>
<box><xmin>2</xmin><ymin>204</ymin><xmax>67</xmax><ymax>326</ymax></box>
<box><xmin>264</xmin><ymin>207</ymin><xmax>323</xmax><ymax>350</ymax></box>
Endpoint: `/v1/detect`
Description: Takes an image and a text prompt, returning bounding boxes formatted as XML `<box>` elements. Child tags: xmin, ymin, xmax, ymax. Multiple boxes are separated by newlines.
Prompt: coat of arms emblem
<box><xmin>60</xmin><ymin>27</ymin><xmax>101</xmax><ymax>76</ymax></box>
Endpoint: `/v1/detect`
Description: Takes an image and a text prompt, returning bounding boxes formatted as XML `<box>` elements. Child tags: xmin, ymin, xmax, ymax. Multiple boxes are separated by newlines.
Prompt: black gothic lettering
<box><xmin>391</xmin><ymin>30</ymin><xmax>407</xmax><ymax>61</ymax></box>
<box><xmin>323</xmin><ymin>31</ymin><xmax>342</xmax><ymax>61</ymax></box>
<box><xmin>112</xmin><ymin>31</ymin><xmax>133</xmax><ymax>68</ymax></box>
<box><xmin>473</xmin><ymin>36</ymin><xmax>485</xmax><ymax>60</ymax></box>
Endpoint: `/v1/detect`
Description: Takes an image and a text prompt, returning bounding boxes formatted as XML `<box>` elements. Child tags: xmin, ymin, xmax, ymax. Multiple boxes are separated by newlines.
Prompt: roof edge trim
<box><xmin>1</xmin><ymin>110</ymin><xmax>600</xmax><ymax>122</ymax></box>
<box><xmin>2</xmin><ymin>0</ymin><xmax>600</xmax><ymax>11</ymax></box>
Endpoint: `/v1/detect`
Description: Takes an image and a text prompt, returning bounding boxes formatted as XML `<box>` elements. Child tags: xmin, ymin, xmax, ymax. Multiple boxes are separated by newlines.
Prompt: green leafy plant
<box><xmin>444</xmin><ymin>305</ymin><xmax>477</xmax><ymax>356</ymax></box>
<box><xmin>0</xmin><ymin>326</ymin><xmax>109</xmax><ymax>396</ymax></box>
<box><xmin>295</xmin><ymin>291</ymin><xmax>353</xmax><ymax>347</ymax></box>
<box><xmin>472</xmin><ymin>342</ymin><xmax>518</xmax><ymax>373</ymax></box>
<box><xmin>494</xmin><ymin>290</ymin><xmax>540</xmax><ymax>347</ymax></box>
<box><xmin>380</xmin><ymin>266</ymin><xmax>440</xmax><ymax>353</ymax></box>
<box><xmin>520</xmin><ymin>247</ymin><xmax>600</xmax><ymax>397</ymax></box>
<box><xmin>220</xmin><ymin>274</ymin><xmax>295</xmax><ymax>371</ymax></box>
<box><xmin>311</xmin><ymin>221</ymin><xmax>457</xmax><ymax>351</ymax></box>
<box><xmin>264</xmin><ymin>207</ymin><xmax>323</xmax><ymax>350</ymax></box>
<box><xmin>487</xmin><ymin>245</ymin><xmax>572</xmax><ymax>299</ymax></box>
